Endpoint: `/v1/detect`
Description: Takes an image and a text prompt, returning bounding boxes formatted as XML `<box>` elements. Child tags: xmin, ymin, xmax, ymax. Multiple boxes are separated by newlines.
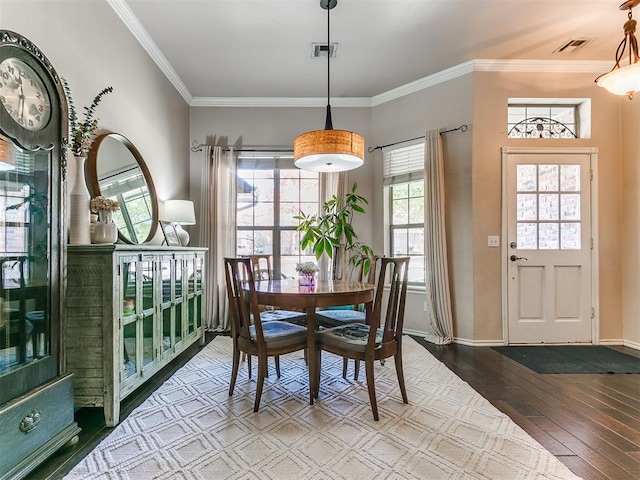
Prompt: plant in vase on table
<box><xmin>62</xmin><ymin>79</ymin><xmax>113</xmax><ymax>245</ymax></box>
<box><xmin>90</xmin><ymin>196</ymin><xmax>119</xmax><ymax>244</ymax></box>
<box><xmin>296</xmin><ymin>261</ymin><xmax>319</xmax><ymax>286</ymax></box>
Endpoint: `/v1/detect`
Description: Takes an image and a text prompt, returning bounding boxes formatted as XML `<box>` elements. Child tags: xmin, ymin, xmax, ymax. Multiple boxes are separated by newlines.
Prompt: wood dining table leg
<box><xmin>306</xmin><ymin>308</ymin><xmax>317</xmax><ymax>404</ymax></box>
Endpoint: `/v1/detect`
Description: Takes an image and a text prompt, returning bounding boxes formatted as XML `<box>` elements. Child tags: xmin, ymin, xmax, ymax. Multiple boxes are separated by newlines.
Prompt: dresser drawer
<box><xmin>0</xmin><ymin>374</ymin><xmax>77</xmax><ymax>479</ymax></box>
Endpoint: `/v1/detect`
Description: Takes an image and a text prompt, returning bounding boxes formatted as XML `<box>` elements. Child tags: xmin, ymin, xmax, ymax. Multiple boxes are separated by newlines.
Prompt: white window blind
<box><xmin>383</xmin><ymin>143</ymin><xmax>424</xmax><ymax>185</ymax></box>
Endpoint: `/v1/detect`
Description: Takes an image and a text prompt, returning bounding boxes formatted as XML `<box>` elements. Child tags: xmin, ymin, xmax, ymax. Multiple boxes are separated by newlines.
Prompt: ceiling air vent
<box><xmin>311</xmin><ymin>43</ymin><xmax>338</xmax><ymax>58</ymax></box>
<box><xmin>553</xmin><ymin>38</ymin><xmax>594</xmax><ymax>54</ymax></box>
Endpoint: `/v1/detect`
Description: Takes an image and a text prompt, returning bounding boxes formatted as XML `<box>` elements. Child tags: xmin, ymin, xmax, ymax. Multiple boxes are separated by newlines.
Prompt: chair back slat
<box><xmin>369</xmin><ymin>256</ymin><xmax>410</xmax><ymax>345</ymax></box>
<box><xmin>224</xmin><ymin>257</ymin><xmax>265</xmax><ymax>344</ymax></box>
<box><xmin>251</xmin><ymin>255</ymin><xmax>273</xmax><ymax>280</ymax></box>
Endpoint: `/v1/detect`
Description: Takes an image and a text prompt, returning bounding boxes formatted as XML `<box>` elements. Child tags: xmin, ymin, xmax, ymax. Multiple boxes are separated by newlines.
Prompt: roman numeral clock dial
<box><xmin>0</xmin><ymin>57</ymin><xmax>51</xmax><ymax>131</ymax></box>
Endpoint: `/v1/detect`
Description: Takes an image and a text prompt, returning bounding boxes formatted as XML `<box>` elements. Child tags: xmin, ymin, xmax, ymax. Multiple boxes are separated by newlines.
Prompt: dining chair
<box><xmin>314</xmin><ymin>256</ymin><xmax>410</xmax><ymax>421</ymax></box>
<box><xmin>316</xmin><ymin>255</ymin><xmax>380</xmax><ymax>379</ymax></box>
<box><xmin>224</xmin><ymin>257</ymin><xmax>308</xmax><ymax>412</ymax></box>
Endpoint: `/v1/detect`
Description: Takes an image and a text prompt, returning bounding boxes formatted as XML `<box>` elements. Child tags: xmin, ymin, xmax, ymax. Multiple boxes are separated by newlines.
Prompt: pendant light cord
<box><xmin>324</xmin><ymin>1</ymin><xmax>334</xmax><ymax>130</ymax></box>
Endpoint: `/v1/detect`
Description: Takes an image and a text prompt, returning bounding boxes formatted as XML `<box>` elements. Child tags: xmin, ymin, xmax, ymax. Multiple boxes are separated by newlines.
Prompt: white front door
<box><xmin>502</xmin><ymin>147</ymin><xmax>597</xmax><ymax>344</ymax></box>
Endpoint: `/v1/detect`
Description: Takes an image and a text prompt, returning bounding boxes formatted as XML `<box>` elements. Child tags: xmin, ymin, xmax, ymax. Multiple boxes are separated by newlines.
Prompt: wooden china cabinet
<box><xmin>0</xmin><ymin>31</ymin><xmax>80</xmax><ymax>479</ymax></box>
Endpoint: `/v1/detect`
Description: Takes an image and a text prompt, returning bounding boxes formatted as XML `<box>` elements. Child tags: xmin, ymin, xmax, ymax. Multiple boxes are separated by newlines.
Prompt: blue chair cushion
<box><xmin>317</xmin><ymin>323</ymin><xmax>383</xmax><ymax>352</ymax></box>
<box><xmin>316</xmin><ymin>309</ymin><xmax>366</xmax><ymax>327</ymax></box>
<box><xmin>260</xmin><ymin>309</ymin><xmax>306</xmax><ymax>322</ymax></box>
<box><xmin>250</xmin><ymin>320</ymin><xmax>307</xmax><ymax>348</ymax></box>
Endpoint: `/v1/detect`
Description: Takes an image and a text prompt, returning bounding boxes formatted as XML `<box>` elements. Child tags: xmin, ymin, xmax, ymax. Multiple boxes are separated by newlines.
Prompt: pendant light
<box><xmin>595</xmin><ymin>0</ymin><xmax>640</xmax><ymax>99</ymax></box>
<box><xmin>294</xmin><ymin>0</ymin><xmax>364</xmax><ymax>172</ymax></box>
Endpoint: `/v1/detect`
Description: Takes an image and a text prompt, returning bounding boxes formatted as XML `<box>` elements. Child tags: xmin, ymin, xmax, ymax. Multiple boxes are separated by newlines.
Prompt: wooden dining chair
<box><xmin>314</xmin><ymin>256</ymin><xmax>410</xmax><ymax>421</ymax></box>
<box><xmin>316</xmin><ymin>255</ymin><xmax>380</xmax><ymax>379</ymax></box>
<box><xmin>224</xmin><ymin>257</ymin><xmax>308</xmax><ymax>412</ymax></box>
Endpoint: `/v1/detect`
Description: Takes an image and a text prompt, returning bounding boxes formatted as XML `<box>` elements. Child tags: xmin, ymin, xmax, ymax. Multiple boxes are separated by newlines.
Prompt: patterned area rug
<box><xmin>64</xmin><ymin>336</ymin><xmax>581</xmax><ymax>480</ymax></box>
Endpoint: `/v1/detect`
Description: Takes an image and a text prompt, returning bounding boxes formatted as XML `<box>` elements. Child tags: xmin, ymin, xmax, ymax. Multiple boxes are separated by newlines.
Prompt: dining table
<box><xmin>251</xmin><ymin>278</ymin><xmax>375</xmax><ymax>405</ymax></box>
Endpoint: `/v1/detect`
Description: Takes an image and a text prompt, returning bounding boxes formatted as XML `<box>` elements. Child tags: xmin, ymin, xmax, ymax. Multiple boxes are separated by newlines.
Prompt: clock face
<box><xmin>0</xmin><ymin>57</ymin><xmax>51</xmax><ymax>131</ymax></box>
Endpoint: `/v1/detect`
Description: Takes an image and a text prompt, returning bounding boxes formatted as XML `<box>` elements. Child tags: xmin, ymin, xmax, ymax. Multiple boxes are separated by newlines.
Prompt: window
<box><xmin>507</xmin><ymin>98</ymin><xmax>592</xmax><ymax>139</ymax></box>
<box><xmin>236</xmin><ymin>153</ymin><xmax>319</xmax><ymax>279</ymax></box>
<box><xmin>384</xmin><ymin>143</ymin><xmax>425</xmax><ymax>285</ymax></box>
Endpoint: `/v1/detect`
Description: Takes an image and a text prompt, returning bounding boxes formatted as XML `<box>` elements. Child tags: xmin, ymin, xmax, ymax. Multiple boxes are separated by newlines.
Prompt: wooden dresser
<box><xmin>66</xmin><ymin>245</ymin><xmax>206</xmax><ymax>426</ymax></box>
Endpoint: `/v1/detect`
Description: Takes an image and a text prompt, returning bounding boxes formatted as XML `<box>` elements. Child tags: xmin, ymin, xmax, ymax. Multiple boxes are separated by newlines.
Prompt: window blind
<box><xmin>383</xmin><ymin>142</ymin><xmax>424</xmax><ymax>185</ymax></box>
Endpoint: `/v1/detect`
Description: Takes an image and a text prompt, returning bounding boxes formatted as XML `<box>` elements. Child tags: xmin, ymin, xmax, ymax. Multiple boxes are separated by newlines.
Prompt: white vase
<box><xmin>93</xmin><ymin>210</ymin><xmax>118</xmax><ymax>244</ymax></box>
<box><xmin>68</xmin><ymin>155</ymin><xmax>91</xmax><ymax>244</ymax></box>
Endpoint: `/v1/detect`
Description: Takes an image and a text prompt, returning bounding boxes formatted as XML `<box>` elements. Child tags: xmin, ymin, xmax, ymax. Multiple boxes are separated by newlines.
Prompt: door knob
<box><xmin>510</xmin><ymin>255</ymin><xmax>528</xmax><ymax>261</ymax></box>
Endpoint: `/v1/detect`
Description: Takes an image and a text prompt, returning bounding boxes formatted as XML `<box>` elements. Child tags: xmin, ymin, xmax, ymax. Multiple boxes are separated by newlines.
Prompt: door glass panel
<box><xmin>516</xmin><ymin>163</ymin><xmax>582</xmax><ymax>250</ymax></box>
<box><xmin>560</xmin><ymin>165</ymin><xmax>580</xmax><ymax>191</ymax></box>
<box><xmin>162</xmin><ymin>308</ymin><xmax>171</xmax><ymax>353</ymax></box>
<box><xmin>539</xmin><ymin>223</ymin><xmax>559</xmax><ymax>249</ymax></box>
<box><xmin>538</xmin><ymin>194</ymin><xmax>559</xmax><ymax>220</ymax></box>
<box><xmin>517</xmin><ymin>164</ymin><xmax>537</xmax><ymax>191</ymax></box>
<box><xmin>517</xmin><ymin>194</ymin><xmax>537</xmax><ymax>220</ymax></box>
<box><xmin>122</xmin><ymin>321</ymin><xmax>137</xmax><ymax>379</ymax></box>
<box><xmin>141</xmin><ymin>259</ymin><xmax>154</xmax><ymax>310</ymax></box>
<box><xmin>142</xmin><ymin>313</ymin><xmax>153</xmax><ymax>368</ymax></box>
<box><xmin>561</xmin><ymin>194</ymin><xmax>580</xmax><ymax>220</ymax></box>
<box><xmin>161</xmin><ymin>257</ymin><xmax>171</xmax><ymax>304</ymax></box>
<box><xmin>517</xmin><ymin>223</ymin><xmax>538</xmax><ymax>249</ymax></box>
<box><xmin>123</xmin><ymin>260</ymin><xmax>136</xmax><ymax>313</ymax></box>
<box><xmin>187</xmin><ymin>258</ymin><xmax>195</xmax><ymax>295</ymax></box>
<box><xmin>188</xmin><ymin>298</ymin><xmax>195</xmax><ymax>335</ymax></box>
<box><xmin>538</xmin><ymin>165</ymin><xmax>558</xmax><ymax>191</ymax></box>
<box><xmin>175</xmin><ymin>260</ymin><xmax>182</xmax><ymax>301</ymax></box>
<box><xmin>174</xmin><ymin>303</ymin><xmax>182</xmax><ymax>344</ymax></box>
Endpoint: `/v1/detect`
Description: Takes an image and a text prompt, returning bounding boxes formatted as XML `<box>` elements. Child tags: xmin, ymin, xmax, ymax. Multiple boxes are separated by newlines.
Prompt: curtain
<box><xmin>199</xmin><ymin>145</ymin><xmax>237</xmax><ymax>331</ymax></box>
<box><xmin>317</xmin><ymin>172</ymin><xmax>346</xmax><ymax>281</ymax></box>
<box><xmin>423</xmin><ymin>130</ymin><xmax>454</xmax><ymax>344</ymax></box>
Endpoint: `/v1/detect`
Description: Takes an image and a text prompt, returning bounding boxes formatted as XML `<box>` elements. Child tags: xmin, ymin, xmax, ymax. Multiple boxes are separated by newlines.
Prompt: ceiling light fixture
<box><xmin>596</xmin><ymin>0</ymin><xmax>640</xmax><ymax>99</ymax></box>
<box><xmin>293</xmin><ymin>0</ymin><xmax>364</xmax><ymax>172</ymax></box>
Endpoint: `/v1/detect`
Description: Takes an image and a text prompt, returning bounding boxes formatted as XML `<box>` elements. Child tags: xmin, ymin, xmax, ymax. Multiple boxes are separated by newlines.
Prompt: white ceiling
<box><xmin>111</xmin><ymin>0</ymin><xmax>630</xmax><ymax>105</ymax></box>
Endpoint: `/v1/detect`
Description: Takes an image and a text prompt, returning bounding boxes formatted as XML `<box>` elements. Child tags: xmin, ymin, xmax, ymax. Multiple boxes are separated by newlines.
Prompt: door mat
<box><xmin>492</xmin><ymin>345</ymin><xmax>640</xmax><ymax>374</ymax></box>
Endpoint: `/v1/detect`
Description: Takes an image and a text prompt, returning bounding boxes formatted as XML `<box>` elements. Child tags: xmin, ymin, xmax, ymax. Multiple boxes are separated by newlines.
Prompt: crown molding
<box><xmin>472</xmin><ymin>58</ymin><xmax>612</xmax><ymax>73</ymax></box>
<box><xmin>191</xmin><ymin>97</ymin><xmax>372</xmax><ymax>108</ymax></box>
<box><xmin>107</xmin><ymin>0</ymin><xmax>192</xmax><ymax>104</ymax></box>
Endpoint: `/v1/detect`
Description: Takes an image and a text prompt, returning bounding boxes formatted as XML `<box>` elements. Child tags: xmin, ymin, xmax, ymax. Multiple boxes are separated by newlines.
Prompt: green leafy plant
<box><xmin>62</xmin><ymin>78</ymin><xmax>113</xmax><ymax>156</ymax></box>
<box><xmin>294</xmin><ymin>182</ymin><xmax>374</xmax><ymax>278</ymax></box>
<box><xmin>295</xmin><ymin>261</ymin><xmax>319</xmax><ymax>274</ymax></box>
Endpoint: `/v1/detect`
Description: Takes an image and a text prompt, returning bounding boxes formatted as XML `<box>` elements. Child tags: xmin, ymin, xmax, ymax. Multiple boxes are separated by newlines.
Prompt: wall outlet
<box><xmin>488</xmin><ymin>235</ymin><xmax>500</xmax><ymax>247</ymax></box>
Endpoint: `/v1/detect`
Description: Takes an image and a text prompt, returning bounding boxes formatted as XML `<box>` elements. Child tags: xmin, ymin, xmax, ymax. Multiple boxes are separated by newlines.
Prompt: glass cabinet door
<box><xmin>121</xmin><ymin>256</ymin><xmax>138</xmax><ymax>381</ymax></box>
<box><xmin>140</xmin><ymin>256</ymin><xmax>155</xmax><ymax>371</ymax></box>
<box><xmin>0</xmin><ymin>142</ymin><xmax>58</xmax><ymax>404</ymax></box>
<box><xmin>174</xmin><ymin>255</ymin><xmax>184</xmax><ymax>346</ymax></box>
<box><xmin>186</xmin><ymin>254</ymin><xmax>203</xmax><ymax>335</ymax></box>
<box><xmin>159</xmin><ymin>254</ymin><xmax>173</xmax><ymax>356</ymax></box>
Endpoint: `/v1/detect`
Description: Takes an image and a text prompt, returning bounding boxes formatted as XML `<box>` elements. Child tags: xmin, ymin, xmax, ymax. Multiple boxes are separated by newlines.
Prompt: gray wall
<box><xmin>2</xmin><ymin>0</ymin><xmax>191</xmax><ymax>240</ymax></box>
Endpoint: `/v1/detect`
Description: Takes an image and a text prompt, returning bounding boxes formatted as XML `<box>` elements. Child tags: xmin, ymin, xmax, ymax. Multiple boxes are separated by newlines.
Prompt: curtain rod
<box><xmin>367</xmin><ymin>124</ymin><xmax>469</xmax><ymax>153</ymax></box>
<box><xmin>190</xmin><ymin>141</ymin><xmax>293</xmax><ymax>154</ymax></box>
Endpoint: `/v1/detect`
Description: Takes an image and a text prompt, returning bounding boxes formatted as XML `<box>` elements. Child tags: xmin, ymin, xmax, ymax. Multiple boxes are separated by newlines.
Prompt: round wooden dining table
<box><xmin>252</xmin><ymin>279</ymin><xmax>375</xmax><ymax>404</ymax></box>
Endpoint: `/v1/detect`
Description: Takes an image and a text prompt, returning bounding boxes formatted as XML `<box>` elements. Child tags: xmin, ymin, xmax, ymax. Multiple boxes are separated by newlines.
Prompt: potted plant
<box><xmin>295</xmin><ymin>182</ymin><xmax>374</xmax><ymax>280</ymax></box>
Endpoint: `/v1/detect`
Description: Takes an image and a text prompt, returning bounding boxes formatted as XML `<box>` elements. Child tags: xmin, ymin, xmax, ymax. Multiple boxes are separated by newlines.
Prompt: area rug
<box><xmin>492</xmin><ymin>345</ymin><xmax>640</xmax><ymax>374</ymax></box>
<box><xmin>64</xmin><ymin>336</ymin><xmax>581</xmax><ymax>480</ymax></box>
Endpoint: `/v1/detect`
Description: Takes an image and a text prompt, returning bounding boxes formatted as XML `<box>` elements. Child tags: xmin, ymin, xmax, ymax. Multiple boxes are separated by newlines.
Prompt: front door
<box><xmin>502</xmin><ymin>147</ymin><xmax>597</xmax><ymax>344</ymax></box>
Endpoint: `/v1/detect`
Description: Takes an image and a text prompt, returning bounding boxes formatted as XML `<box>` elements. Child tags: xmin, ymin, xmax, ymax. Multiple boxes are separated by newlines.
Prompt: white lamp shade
<box><xmin>161</xmin><ymin>199</ymin><xmax>196</xmax><ymax>225</ymax></box>
<box><xmin>596</xmin><ymin>62</ymin><xmax>640</xmax><ymax>98</ymax></box>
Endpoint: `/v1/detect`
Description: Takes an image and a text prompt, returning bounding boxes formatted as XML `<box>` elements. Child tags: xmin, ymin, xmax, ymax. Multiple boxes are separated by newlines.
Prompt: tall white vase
<box><xmin>68</xmin><ymin>155</ymin><xmax>91</xmax><ymax>245</ymax></box>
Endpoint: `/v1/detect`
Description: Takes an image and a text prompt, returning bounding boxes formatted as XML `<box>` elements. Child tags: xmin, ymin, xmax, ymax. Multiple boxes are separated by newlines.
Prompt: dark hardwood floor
<box><xmin>417</xmin><ymin>338</ymin><xmax>640</xmax><ymax>480</ymax></box>
<box><xmin>28</xmin><ymin>334</ymin><xmax>640</xmax><ymax>480</ymax></box>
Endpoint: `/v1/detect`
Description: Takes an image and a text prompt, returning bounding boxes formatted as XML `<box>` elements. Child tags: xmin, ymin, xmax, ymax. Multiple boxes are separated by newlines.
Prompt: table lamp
<box><xmin>161</xmin><ymin>199</ymin><xmax>196</xmax><ymax>246</ymax></box>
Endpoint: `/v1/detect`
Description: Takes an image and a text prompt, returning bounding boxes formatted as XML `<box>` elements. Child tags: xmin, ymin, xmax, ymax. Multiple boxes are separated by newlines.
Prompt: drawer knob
<box><xmin>19</xmin><ymin>409</ymin><xmax>42</xmax><ymax>434</ymax></box>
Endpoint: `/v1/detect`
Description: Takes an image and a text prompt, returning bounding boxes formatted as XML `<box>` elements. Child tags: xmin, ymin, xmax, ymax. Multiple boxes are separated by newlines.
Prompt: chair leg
<box><xmin>354</xmin><ymin>360</ymin><xmax>360</xmax><ymax>381</ymax></box>
<box><xmin>365</xmin><ymin>357</ymin><xmax>379</xmax><ymax>421</ymax></box>
<box><xmin>254</xmin><ymin>355</ymin><xmax>268</xmax><ymax>412</ymax></box>
<box><xmin>315</xmin><ymin>350</ymin><xmax>322</xmax><ymax>399</ymax></box>
<box><xmin>395</xmin><ymin>351</ymin><xmax>408</xmax><ymax>404</ymax></box>
<box><xmin>229</xmin><ymin>346</ymin><xmax>240</xmax><ymax>396</ymax></box>
<box><xmin>274</xmin><ymin>355</ymin><xmax>281</xmax><ymax>378</ymax></box>
<box><xmin>342</xmin><ymin>357</ymin><xmax>348</xmax><ymax>379</ymax></box>
<box><xmin>247</xmin><ymin>355</ymin><xmax>252</xmax><ymax>380</ymax></box>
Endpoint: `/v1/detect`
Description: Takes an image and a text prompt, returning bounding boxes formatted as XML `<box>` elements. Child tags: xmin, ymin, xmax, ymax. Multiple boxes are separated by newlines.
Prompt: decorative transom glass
<box><xmin>508</xmin><ymin>105</ymin><xmax>578</xmax><ymax>139</ymax></box>
<box><xmin>516</xmin><ymin>164</ymin><xmax>581</xmax><ymax>250</ymax></box>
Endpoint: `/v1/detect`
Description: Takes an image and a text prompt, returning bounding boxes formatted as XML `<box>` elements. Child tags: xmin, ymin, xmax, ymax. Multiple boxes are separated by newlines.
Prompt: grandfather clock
<box><xmin>0</xmin><ymin>31</ymin><xmax>80</xmax><ymax>479</ymax></box>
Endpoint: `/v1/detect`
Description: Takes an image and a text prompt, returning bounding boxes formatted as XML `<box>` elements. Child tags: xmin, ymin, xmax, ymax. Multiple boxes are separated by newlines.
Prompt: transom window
<box><xmin>236</xmin><ymin>154</ymin><xmax>319</xmax><ymax>278</ymax></box>
<box><xmin>508</xmin><ymin>104</ymin><xmax>578</xmax><ymax>139</ymax></box>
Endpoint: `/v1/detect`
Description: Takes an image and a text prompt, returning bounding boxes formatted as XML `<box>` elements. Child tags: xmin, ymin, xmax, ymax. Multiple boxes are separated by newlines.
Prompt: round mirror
<box><xmin>87</xmin><ymin>133</ymin><xmax>159</xmax><ymax>244</ymax></box>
